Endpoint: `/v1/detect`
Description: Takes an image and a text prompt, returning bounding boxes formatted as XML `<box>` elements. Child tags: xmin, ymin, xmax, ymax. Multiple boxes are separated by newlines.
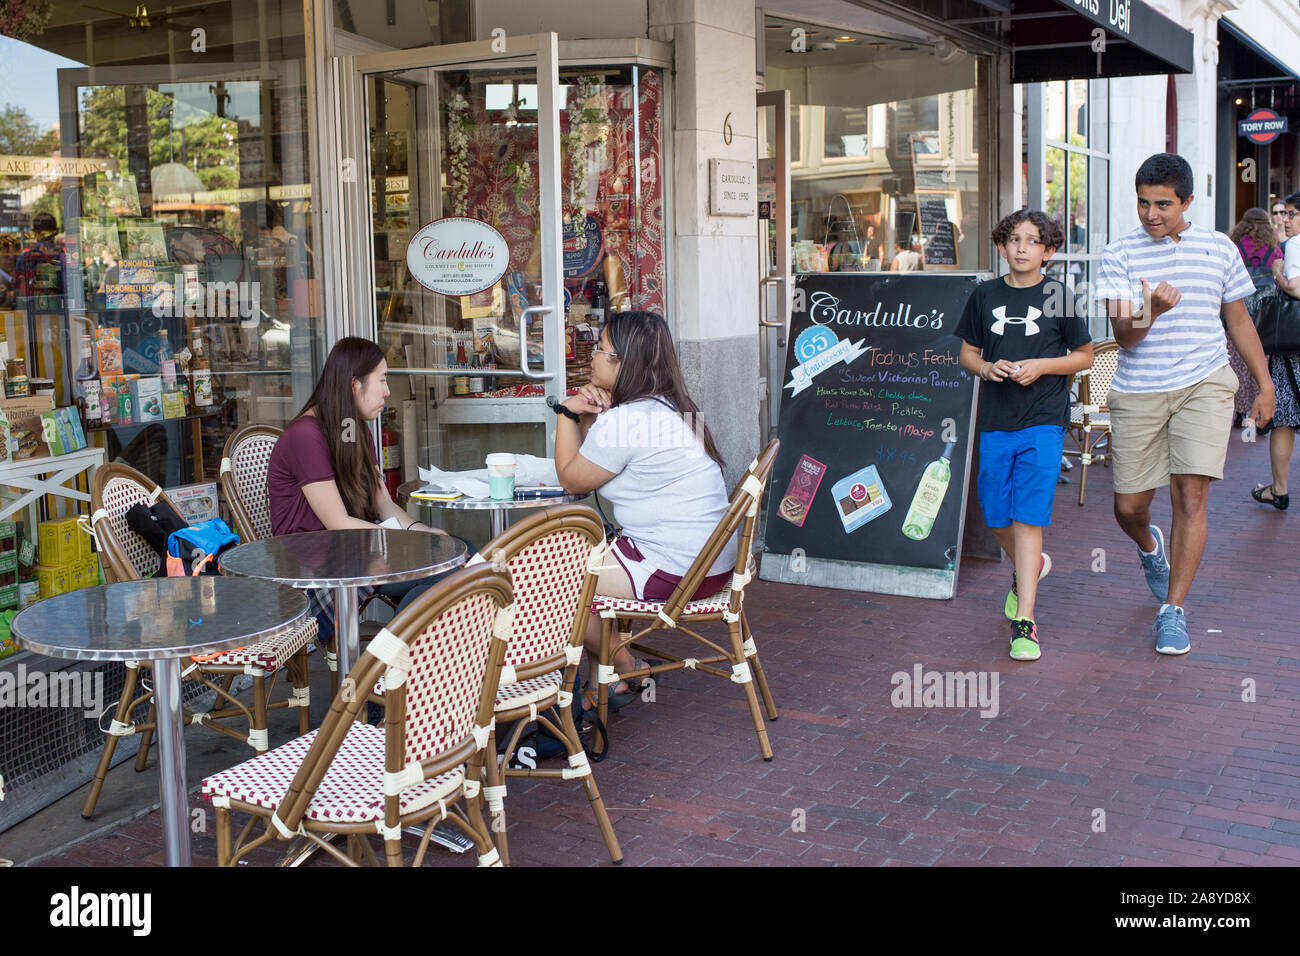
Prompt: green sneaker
<box><xmin>1004</xmin><ymin>552</ymin><xmax>1052</xmax><ymax>620</ymax></box>
<box><xmin>1009</xmin><ymin>618</ymin><xmax>1041</xmax><ymax>661</ymax></box>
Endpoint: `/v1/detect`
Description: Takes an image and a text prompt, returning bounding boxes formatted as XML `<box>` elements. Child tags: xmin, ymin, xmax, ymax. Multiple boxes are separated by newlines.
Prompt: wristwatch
<box><xmin>547</xmin><ymin>396</ymin><xmax>582</xmax><ymax>422</ymax></box>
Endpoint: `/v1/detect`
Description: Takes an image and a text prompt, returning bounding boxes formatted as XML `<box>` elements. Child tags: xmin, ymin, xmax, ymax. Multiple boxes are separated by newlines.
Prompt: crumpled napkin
<box><xmin>418</xmin><ymin>455</ymin><xmax>559</xmax><ymax>499</ymax></box>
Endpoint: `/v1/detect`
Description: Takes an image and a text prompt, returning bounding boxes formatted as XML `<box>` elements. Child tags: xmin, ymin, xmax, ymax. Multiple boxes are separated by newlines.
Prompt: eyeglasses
<box><xmin>592</xmin><ymin>347</ymin><xmax>619</xmax><ymax>360</ymax></box>
<box><xmin>1274</xmin><ymin>209</ymin><xmax>1288</xmax><ymax>216</ymax></box>
<box><xmin>1281</xmin><ymin>210</ymin><xmax>1300</xmax><ymax>220</ymax></box>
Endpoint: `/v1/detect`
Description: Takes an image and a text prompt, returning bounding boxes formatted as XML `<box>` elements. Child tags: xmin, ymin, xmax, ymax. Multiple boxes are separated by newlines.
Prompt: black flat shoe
<box><xmin>1252</xmin><ymin>483</ymin><xmax>1289</xmax><ymax>510</ymax></box>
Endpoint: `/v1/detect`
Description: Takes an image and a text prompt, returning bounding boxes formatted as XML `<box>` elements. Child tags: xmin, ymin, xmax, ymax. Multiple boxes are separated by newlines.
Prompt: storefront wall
<box><xmin>1215</xmin><ymin>7</ymin><xmax>1300</xmax><ymax>229</ymax></box>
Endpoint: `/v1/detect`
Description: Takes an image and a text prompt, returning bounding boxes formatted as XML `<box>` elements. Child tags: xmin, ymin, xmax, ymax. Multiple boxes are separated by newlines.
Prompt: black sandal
<box><xmin>1252</xmin><ymin>483</ymin><xmax>1289</xmax><ymax>510</ymax></box>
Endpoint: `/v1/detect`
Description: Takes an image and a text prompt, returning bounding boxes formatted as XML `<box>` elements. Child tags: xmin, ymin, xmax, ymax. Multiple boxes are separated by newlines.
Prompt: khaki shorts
<box><xmin>1107</xmin><ymin>363</ymin><xmax>1238</xmax><ymax>493</ymax></box>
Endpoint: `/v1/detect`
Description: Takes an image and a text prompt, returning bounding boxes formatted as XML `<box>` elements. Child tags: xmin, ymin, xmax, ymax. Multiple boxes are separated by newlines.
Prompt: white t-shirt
<box><xmin>1284</xmin><ymin>234</ymin><xmax>1300</xmax><ymax>280</ymax></box>
<box><xmin>1096</xmin><ymin>222</ymin><xmax>1255</xmax><ymax>392</ymax></box>
<box><xmin>580</xmin><ymin>398</ymin><xmax>738</xmax><ymax>576</ymax></box>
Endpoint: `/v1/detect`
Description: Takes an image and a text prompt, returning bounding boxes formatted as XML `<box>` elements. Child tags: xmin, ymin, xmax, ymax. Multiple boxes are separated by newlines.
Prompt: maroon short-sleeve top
<box><xmin>268</xmin><ymin>415</ymin><xmax>377</xmax><ymax>536</ymax></box>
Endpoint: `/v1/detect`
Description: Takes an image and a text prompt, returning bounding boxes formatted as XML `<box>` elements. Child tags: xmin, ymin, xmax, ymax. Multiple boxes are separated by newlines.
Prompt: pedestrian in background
<box><xmin>1227</xmin><ymin>207</ymin><xmax>1283</xmax><ymax>426</ymax></box>
<box><xmin>1272</xmin><ymin>199</ymin><xmax>1290</xmax><ymax>247</ymax></box>
<box><xmin>1251</xmin><ymin>191</ymin><xmax>1300</xmax><ymax>510</ymax></box>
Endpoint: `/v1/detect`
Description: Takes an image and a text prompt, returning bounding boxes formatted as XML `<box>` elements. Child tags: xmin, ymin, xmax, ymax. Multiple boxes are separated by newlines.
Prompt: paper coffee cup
<box><xmin>486</xmin><ymin>453</ymin><xmax>516</xmax><ymax>500</ymax></box>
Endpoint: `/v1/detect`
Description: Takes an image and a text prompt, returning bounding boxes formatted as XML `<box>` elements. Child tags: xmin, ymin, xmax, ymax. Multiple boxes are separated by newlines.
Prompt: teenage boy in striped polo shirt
<box><xmin>1097</xmin><ymin>153</ymin><xmax>1274</xmax><ymax>655</ymax></box>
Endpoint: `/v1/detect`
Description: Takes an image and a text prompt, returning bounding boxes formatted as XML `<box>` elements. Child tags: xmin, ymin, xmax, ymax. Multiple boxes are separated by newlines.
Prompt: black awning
<box><xmin>1007</xmin><ymin>0</ymin><xmax>1195</xmax><ymax>83</ymax></box>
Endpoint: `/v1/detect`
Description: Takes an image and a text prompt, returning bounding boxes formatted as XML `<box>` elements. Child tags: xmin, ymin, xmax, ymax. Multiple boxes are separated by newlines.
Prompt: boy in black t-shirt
<box><xmin>954</xmin><ymin>210</ymin><xmax>1093</xmax><ymax>661</ymax></box>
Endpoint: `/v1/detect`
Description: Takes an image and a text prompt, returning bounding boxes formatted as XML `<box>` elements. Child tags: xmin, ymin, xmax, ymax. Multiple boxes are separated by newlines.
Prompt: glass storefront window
<box><xmin>1046</xmin><ymin>146</ymin><xmax>1068</xmax><ymax>234</ymax></box>
<box><xmin>0</xmin><ymin>8</ymin><xmax>320</xmax><ymax>500</ymax></box>
<box><xmin>1045</xmin><ymin>81</ymin><xmax>1066</xmax><ymax>143</ymax></box>
<box><xmin>765</xmin><ymin>22</ymin><xmax>992</xmax><ymax>273</ymax></box>
<box><xmin>1067</xmin><ymin>79</ymin><xmax>1089</xmax><ymax>148</ymax></box>
<box><xmin>1033</xmin><ymin>78</ymin><xmax>1110</xmax><ymax>338</ymax></box>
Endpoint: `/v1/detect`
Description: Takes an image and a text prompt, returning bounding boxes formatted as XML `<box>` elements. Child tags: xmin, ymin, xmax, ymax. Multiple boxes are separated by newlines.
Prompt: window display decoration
<box><xmin>444</xmin><ymin>91</ymin><xmax>472</xmax><ymax>216</ymax></box>
<box><xmin>562</xmin><ymin>74</ymin><xmax>609</xmax><ymax>251</ymax></box>
<box><xmin>602</xmin><ymin>70</ymin><xmax>665</xmax><ymax>314</ymax></box>
<box><xmin>0</xmin><ymin>0</ymin><xmax>54</xmax><ymax>42</ymax></box>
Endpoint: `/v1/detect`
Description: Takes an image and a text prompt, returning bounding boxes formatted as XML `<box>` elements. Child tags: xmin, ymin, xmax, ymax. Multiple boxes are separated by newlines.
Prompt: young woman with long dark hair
<box><xmin>268</xmin><ymin>336</ymin><xmax>458</xmax><ymax>639</ymax></box>
<box><xmin>1253</xmin><ymin>191</ymin><xmax>1300</xmax><ymax>509</ymax></box>
<box><xmin>1227</xmin><ymin>208</ymin><xmax>1284</xmax><ymax>425</ymax></box>
<box><xmin>554</xmin><ymin>311</ymin><xmax>737</xmax><ymax>706</ymax></box>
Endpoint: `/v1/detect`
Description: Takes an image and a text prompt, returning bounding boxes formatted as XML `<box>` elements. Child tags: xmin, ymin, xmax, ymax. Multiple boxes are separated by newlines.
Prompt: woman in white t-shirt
<box><xmin>555</xmin><ymin>311</ymin><xmax>737</xmax><ymax>705</ymax></box>
<box><xmin>1254</xmin><ymin>190</ymin><xmax>1300</xmax><ymax>509</ymax></box>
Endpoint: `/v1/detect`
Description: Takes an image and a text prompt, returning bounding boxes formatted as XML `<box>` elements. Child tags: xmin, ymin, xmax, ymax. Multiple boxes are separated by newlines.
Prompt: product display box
<box><xmin>39</xmin><ymin>516</ymin><xmax>85</xmax><ymax>568</ymax></box>
<box><xmin>130</xmin><ymin>376</ymin><xmax>164</xmax><ymax>422</ymax></box>
<box><xmin>161</xmin><ymin>390</ymin><xmax>186</xmax><ymax>419</ymax></box>
<box><xmin>168</xmin><ymin>482</ymin><xmax>219</xmax><ymax>524</ymax></box>
<box><xmin>95</xmin><ymin>327</ymin><xmax>123</xmax><ymax>376</ymax></box>
<box><xmin>36</xmin><ymin>564</ymin><xmax>72</xmax><ymax>600</ymax></box>
<box><xmin>39</xmin><ymin>406</ymin><xmax>89</xmax><ymax>456</ymax></box>
<box><xmin>99</xmin><ymin>374</ymin><xmax>139</xmax><ymax>425</ymax></box>
<box><xmin>0</xmin><ymin>394</ymin><xmax>55</xmax><ymax>461</ymax></box>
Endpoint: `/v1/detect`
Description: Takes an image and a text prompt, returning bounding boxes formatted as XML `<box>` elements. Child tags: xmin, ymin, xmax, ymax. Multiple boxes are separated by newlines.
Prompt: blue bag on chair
<box><xmin>166</xmin><ymin>518</ymin><xmax>240</xmax><ymax>576</ymax></box>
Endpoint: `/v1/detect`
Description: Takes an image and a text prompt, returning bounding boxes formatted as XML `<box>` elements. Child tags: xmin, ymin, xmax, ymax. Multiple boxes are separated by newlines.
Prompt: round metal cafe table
<box><xmin>10</xmin><ymin>576</ymin><xmax>309</xmax><ymax>868</ymax></box>
<box><xmin>398</xmin><ymin>479</ymin><xmax>588</xmax><ymax>538</ymax></box>
<box><xmin>219</xmin><ymin>528</ymin><xmax>468</xmax><ymax>680</ymax></box>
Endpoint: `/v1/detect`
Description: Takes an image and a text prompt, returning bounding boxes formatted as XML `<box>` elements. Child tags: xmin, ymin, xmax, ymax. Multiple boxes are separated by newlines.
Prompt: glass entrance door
<box><xmin>338</xmin><ymin>35</ymin><xmax>565</xmax><ymax>492</ymax></box>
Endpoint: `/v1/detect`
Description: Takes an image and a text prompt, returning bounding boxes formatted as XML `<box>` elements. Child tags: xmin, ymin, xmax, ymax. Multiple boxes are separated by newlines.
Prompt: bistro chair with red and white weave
<box><xmin>472</xmin><ymin>506</ymin><xmax>621</xmax><ymax>865</ymax></box>
<box><xmin>80</xmin><ymin>462</ymin><xmax>316</xmax><ymax>820</ymax></box>
<box><xmin>220</xmin><ymin>423</ymin><xmax>399</xmax><ymax>694</ymax></box>
<box><xmin>202</xmin><ymin>563</ymin><xmax>514</xmax><ymax>867</ymax></box>
<box><xmin>593</xmin><ymin>439</ymin><xmax>781</xmax><ymax>760</ymax></box>
<box><xmin>1064</xmin><ymin>339</ymin><xmax>1118</xmax><ymax>506</ymax></box>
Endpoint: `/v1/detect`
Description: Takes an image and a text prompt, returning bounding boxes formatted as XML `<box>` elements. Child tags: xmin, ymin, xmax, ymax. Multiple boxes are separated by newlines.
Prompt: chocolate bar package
<box><xmin>776</xmin><ymin>453</ymin><xmax>827</xmax><ymax>528</ymax></box>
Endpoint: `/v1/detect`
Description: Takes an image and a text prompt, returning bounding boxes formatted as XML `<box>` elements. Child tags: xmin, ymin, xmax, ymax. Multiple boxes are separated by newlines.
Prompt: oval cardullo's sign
<box><xmin>406</xmin><ymin>217</ymin><xmax>509</xmax><ymax>296</ymax></box>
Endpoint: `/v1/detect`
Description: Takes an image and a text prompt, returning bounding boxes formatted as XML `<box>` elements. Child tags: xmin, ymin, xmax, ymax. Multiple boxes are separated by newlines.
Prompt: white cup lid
<box><xmin>485</xmin><ymin>453</ymin><xmax>517</xmax><ymax>465</ymax></box>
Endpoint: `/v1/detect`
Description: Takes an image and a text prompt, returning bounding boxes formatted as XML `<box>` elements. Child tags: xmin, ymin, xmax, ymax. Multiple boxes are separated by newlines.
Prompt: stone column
<box><xmin>1175</xmin><ymin>1</ymin><xmax>1235</xmax><ymax>218</ymax></box>
<box><xmin>649</xmin><ymin>0</ymin><xmax>760</xmax><ymax>489</ymax></box>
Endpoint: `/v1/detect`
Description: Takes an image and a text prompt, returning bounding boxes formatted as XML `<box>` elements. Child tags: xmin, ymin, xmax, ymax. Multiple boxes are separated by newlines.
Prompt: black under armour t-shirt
<box><xmin>954</xmin><ymin>276</ymin><xmax>1091</xmax><ymax>433</ymax></box>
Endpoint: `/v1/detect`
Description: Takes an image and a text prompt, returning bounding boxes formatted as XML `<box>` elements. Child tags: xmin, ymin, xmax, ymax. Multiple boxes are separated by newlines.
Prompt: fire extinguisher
<box><xmin>381</xmin><ymin>408</ymin><xmax>402</xmax><ymax>500</ymax></box>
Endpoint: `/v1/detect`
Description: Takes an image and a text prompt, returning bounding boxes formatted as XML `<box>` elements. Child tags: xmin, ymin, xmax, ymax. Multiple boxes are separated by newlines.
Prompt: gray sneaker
<box><xmin>1154</xmin><ymin>604</ymin><xmax>1190</xmax><ymax>655</ymax></box>
<box><xmin>1138</xmin><ymin>524</ymin><xmax>1170</xmax><ymax>602</ymax></box>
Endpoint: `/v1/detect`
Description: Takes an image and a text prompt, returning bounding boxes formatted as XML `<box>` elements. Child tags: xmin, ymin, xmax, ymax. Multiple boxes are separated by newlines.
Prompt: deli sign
<box><xmin>406</xmin><ymin>216</ymin><xmax>509</xmax><ymax>296</ymax></box>
<box><xmin>1239</xmin><ymin>108</ymin><xmax>1288</xmax><ymax>145</ymax></box>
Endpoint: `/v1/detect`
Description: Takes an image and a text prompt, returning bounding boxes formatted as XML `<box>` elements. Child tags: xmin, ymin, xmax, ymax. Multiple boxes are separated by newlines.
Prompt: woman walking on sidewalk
<box><xmin>1252</xmin><ymin>191</ymin><xmax>1300</xmax><ymax>510</ymax></box>
<box><xmin>1227</xmin><ymin>208</ymin><xmax>1282</xmax><ymax>426</ymax></box>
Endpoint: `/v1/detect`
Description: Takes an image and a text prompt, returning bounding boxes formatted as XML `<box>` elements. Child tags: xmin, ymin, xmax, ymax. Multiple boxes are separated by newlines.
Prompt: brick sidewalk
<box><xmin>37</xmin><ymin>434</ymin><xmax>1300</xmax><ymax>867</ymax></box>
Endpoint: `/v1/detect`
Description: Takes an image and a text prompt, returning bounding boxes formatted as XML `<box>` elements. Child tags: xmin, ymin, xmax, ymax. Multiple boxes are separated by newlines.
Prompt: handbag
<box><xmin>1250</xmin><ymin>286</ymin><xmax>1300</xmax><ymax>355</ymax></box>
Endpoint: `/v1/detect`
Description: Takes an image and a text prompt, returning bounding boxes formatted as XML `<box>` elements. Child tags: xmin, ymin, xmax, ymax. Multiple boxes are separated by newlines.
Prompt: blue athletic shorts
<box><xmin>977</xmin><ymin>425</ymin><xmax>1066</xmax><ymax>528</ymax></box>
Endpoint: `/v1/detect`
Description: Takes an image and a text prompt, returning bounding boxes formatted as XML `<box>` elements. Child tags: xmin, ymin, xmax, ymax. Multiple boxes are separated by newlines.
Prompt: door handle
<box><xmin>759</xmin><ymin>275</ymin><xmax>784</xmax><ymax>328</ymax></box>
<box><xmin>517</xmin><ymin>305</ymin><xmax>556</xmax><ymax>381</ymax></box>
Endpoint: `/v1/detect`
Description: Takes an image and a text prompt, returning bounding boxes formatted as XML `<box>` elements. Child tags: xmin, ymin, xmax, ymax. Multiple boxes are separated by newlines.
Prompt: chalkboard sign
<box><xmin>917</xmin><ymin>194</ymin><xmax>957</xmax><ymax>267</ymax></box>
<box><xmin>760</xmin><ymin>273</ymin><xmax>983</xmax><ymax>599</ymax></box>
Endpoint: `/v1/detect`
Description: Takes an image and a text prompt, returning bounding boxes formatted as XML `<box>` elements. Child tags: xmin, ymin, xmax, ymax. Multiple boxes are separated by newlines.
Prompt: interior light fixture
<box><xmin>1234</xmin><ymin>97</ymin><xmax>1243</xmax><ymax>105</ymax></box>
<box><xmin>835</xmin><ymin>35</ymin><xmax>856</xmax><ymax>42</ymax></box>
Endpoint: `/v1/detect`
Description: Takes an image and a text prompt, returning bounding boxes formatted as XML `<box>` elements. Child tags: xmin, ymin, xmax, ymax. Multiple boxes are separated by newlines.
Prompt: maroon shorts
<box><xmin>610</xmin><ymin>535</ymin><xmax>731</xmax><ymax>602</ymax></box>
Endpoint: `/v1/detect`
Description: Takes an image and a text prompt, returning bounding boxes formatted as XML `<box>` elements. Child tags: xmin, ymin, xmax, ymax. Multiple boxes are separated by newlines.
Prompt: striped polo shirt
<box><xmin>1096</xmin><ymin>222</ymin><xmax>1255</xmax><ymax>393</ymax></box>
